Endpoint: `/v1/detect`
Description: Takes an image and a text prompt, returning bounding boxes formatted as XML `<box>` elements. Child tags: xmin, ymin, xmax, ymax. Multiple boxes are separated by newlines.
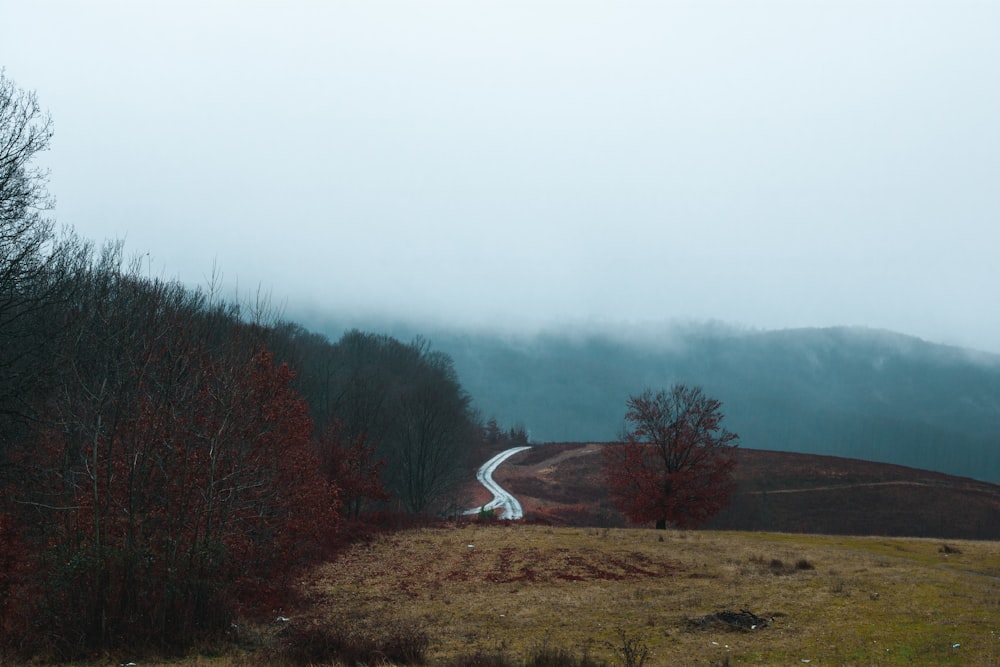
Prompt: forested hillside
<box><xmin>0</xmin><ymin>70</ymin><xmax>485</xmax><ymax>657</ymax></box>
<box><xmin>304</xmin><ymin>321</ymin><xmax>1000</xmax><ymax>484</ymax></box>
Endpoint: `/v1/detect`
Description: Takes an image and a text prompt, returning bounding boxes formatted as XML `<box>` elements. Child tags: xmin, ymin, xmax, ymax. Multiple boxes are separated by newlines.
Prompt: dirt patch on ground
<box><xmin>508</xmin><ymin>442</ymin><xmax>603</xmax><ymax>471</ymax></box>
<box><xmin>689</xmin><ymin>609</ymin><xmax>773</xmax><ymax>632</ymax></box>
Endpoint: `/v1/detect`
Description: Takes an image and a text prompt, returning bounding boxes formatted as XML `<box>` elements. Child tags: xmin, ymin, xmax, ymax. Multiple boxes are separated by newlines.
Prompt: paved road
<box><xmin>466</xmin><ymin>445</ymin><xmax>532</xmax><ymax>520</ymax></box>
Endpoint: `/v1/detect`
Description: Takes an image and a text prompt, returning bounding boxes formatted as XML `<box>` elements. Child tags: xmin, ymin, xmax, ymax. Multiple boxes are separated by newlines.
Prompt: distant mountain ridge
<box><xmin>301</xmin><ymin>316</ymin><xmax>1000</xmax><ymax>483</ymax></box>
<box><xmin>434</xmin><ymin>324</ymin><xmax>1000</xmax><ymax>484</ymax></box>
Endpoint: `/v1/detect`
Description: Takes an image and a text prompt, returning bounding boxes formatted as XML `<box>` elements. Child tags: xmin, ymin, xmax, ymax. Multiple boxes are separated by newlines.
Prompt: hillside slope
<box><xmin>491</xmin><ymin>443</ymin><xmax>1000</xmax><ymax>540</ymax></box>
<box><xmin>436</xmin><ymin>325</ymin><xmax>1000</xmax><ymax>483</ymax></box>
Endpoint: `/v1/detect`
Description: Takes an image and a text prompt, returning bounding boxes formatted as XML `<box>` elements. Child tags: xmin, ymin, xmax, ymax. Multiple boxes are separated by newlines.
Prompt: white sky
<box><xmin>3</xmin><ymin>1</ymin><xmax>999</xmax><ymax>351</ymax></box>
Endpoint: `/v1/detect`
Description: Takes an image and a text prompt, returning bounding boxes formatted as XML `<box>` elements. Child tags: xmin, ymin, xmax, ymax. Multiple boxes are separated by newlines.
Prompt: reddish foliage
<box><xmin>316</xmin><ymin>422</ymin><xmax>389</xmax><ymax>521</ymax></box>
<box><xmin>709</xmin><ymin>450</ymin><xmax>1000</xmax><ymax>539</ymax></box>
<box><xmin>0</xmin><ymin>509</ymin><xmax>39</xmax><ymax>644</ymax></box>
<box><xmin>603</xmin><ymin>386</ymin><xmax>738</xmax><ymax>529</ymax></box>
<box><xmin>7</xmin><ymin>347</ymin><xmax>340</xmax><ymax>654</ymax></box>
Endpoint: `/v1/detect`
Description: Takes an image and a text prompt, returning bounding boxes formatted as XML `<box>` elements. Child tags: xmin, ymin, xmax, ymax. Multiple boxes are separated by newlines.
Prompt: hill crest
<box><xmin>489</xmin><ymin>443</ymin><xmax>1000</xmax><ymax>540</ymax></box>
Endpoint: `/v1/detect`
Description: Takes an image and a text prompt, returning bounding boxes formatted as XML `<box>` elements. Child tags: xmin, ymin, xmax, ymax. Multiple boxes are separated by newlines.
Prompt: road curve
<box><xmin>465</xmin><ymin>445</ymin><xmax>532</xmax><ymax>520</ymax></box>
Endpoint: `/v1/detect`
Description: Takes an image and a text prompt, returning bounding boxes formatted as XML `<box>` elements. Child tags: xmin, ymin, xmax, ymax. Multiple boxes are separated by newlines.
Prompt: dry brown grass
<box><xmin>26</xmin><ymin>526</ymin><xmax>1000</xmax><ymax>666</ymax></box>
<box><xmin>296</xmin><ymin>525</ymin><xmax>1000</xmax><ymax>666</ymax></box>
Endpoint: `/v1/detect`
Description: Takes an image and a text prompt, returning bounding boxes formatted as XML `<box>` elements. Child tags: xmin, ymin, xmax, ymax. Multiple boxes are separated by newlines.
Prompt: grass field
<box><xmin>24</xmin><ymin>525</ymin><xmax>1000</xmax><ymax>666</ymax></box>
<box><xmin>299</xmin><ymin>525</ymin><xmax>1000</xmax><ymax>666</ymax></box>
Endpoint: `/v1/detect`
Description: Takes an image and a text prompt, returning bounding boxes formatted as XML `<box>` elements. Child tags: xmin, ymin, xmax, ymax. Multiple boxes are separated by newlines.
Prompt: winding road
<box><xmin>465</xmin><ymin>445</ymin><xmax>531</xmax><ymax>520</ymax></box>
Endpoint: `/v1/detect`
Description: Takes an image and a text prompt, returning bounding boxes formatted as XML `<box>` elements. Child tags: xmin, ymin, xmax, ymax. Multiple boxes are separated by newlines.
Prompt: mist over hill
<box><xmin>303</xmin><ymin>317</ymin><xmax>1000</xmax><ymax>484</ymax></box>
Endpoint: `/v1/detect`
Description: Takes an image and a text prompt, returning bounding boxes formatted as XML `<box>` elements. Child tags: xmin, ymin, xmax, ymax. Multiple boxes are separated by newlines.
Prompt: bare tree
<box><xmin>0</xmin><ymin>68</ymin><xmax>57</xmax><ymax>324</ymax></box>
<box><xmin>392</xmin><ymin>350</ymin><xmax>475</xmax><ymax>513</ymax></box>
<box><xmin>0</xmin><ymin>70</ymin><xmax>79</xmax><ymax>460</ymax></box>
<box><xmin>603</xmin><ymin>385</ymin><xmax>739</xmax><ymax>529</ymax></box>
<box><xmin>0</xmin><ymin>68</ymin><xmax>53</xmax><ymax>234</ymax></box>
<box><xmin>286</xmin><ymin>330</ymin><xmax>477</xmax><ymax>515</ymax></box>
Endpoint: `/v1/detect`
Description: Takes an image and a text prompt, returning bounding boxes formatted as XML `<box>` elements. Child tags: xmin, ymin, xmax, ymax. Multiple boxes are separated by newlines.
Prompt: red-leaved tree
<box><xmin>603</xmin><ymin>385</ymin><xmax>738</xmax><ymax>529</ymax></box>
<box><xmin>316</xmin><ymin>421</ymin><xmax>389</xmax><ymax>521</ymax></box>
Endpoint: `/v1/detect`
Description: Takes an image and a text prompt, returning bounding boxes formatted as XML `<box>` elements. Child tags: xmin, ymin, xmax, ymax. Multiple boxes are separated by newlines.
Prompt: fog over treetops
<box><xmin>305</xmin><ymin>316</ymin><xmax>1000</xmax><ymax>484</ymax></box>
<box><xmin>4</xmin><ymin>2</ymin><xmax>1000</xmax><ymax>354</ymax></box>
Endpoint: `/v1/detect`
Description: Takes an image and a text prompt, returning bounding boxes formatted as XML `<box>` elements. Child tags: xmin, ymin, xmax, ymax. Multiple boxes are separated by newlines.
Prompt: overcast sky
<box><xmin>3</xmin><ymin>1</ymin><xmax>999</xmax><ymax>351</ymax></box>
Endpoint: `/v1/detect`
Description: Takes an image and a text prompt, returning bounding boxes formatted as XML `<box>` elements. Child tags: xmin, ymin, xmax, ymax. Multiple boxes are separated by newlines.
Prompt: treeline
<box><xmin>264</xmin><ymin>324</ymin><xmax>484</xmax><ymax>514</ymax></box>
<box><xmin>0</xmin><ymin>71</ymin><xmax>493</xmax><ymax>659</ymax></box>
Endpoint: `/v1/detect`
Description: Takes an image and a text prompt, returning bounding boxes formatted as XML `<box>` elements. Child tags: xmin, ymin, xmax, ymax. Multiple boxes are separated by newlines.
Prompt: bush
<box><xmin>274</xmin><ymin>619</ymin><xmax>429</xmax><ymax>666</ymax></box>
<box><xmin>608</xmin><ymin>628</ymin><xmax>650</xmax><ymax>667</ymax></box>
<box><xmin>746</xmin><ymin>555</ymin><xmax>814</xmax><ymax>576</ymax></box>
<box><xmin>526</xmin><ymin>644</ymin><xmax>607</xmax><ymax>667</ymax></box>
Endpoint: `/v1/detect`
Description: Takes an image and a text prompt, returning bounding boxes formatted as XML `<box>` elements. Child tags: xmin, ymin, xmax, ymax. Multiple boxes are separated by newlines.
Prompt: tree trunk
<box><xmin>656</xmin><ymin>518</ymin><xmax>667</xmax><ymax>530</ymax></box>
